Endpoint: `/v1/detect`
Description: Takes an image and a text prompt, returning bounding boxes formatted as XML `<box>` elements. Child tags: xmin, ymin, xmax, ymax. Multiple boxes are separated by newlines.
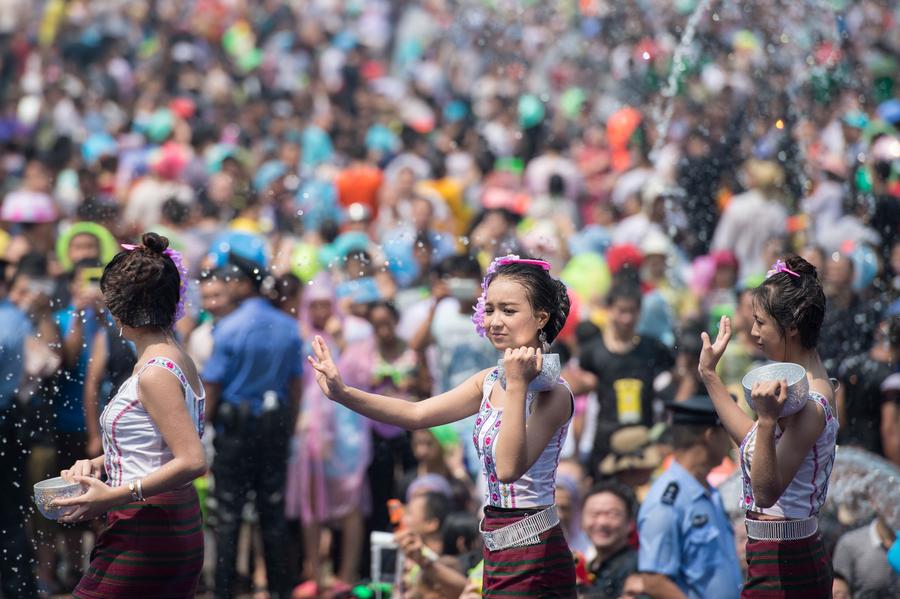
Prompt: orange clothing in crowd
<box><xmin>335</xmin><ymin>164</ymin><xmax>384</xmax><ymax>217</ymax></box>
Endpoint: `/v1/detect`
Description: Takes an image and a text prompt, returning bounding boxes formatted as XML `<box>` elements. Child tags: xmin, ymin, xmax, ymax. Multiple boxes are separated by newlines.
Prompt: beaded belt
<box><xmin>745</xmin><ymin>515</ymin><xmax>818</xmax><ymax>541</ymax></box>
<box><xmin>479</xmin><ymin>505</ymin><xmax>559</xmax><ymax>552</ymax></box>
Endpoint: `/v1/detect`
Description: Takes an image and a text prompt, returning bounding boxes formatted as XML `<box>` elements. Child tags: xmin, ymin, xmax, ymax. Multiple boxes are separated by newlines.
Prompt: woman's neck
<box><xmin>783</xmin><ymin>345</ymin><xmax>826</xmax><ymax>378</ymax></box>
<box><xmin>128</xmin><ymin>328</ymin><xmax>174</xmax><ymax>357</ymax></box>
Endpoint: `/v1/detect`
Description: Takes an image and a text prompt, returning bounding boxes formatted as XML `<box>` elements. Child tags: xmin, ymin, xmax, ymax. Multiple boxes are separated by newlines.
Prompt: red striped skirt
<box><xmin>73</xmin><ymin>486</ymin><xmax>204</xmax><ymax>599</ymax></box>
<box><xmin>743</xmin><ymin>533</ymin><xmax>832</xmax><ymax>598</ymax></box>
<box><xmin>481</xmin><ymin>506</ymin><xmax>576</xmax><ymax>598</ymax></box>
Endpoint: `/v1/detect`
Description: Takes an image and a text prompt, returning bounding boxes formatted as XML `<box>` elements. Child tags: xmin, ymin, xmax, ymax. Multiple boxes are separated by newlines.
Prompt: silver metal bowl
<box><xmin>741</xmin><ymin>362</ymin><xmax>809</xmax><ymax>417</ymax></box>
<box><xmin>34</xmin><ymin>476</ymin><xmax>85</xmax><ymax>520</ymax></box>
<box><xmin>498</xmin><ymin>353</ymin><xmax>562</xmax><ymax>392</ymax></box>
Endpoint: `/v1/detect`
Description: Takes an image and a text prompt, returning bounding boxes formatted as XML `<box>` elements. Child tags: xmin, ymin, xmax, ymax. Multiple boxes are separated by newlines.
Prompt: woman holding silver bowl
<box><xmin>698</xmin><ymin>255</ymin><xmax>837</xmax><ymax>597</ymax></box>
<box><xmin>309</xmin><ymin>254</ymin><xmax>577</xmax><ymax>596</ymax></box>
<box><xmin>51</xmin><ymin>232</ymin><xmax>207</xmax><ymax>598</ymax></box>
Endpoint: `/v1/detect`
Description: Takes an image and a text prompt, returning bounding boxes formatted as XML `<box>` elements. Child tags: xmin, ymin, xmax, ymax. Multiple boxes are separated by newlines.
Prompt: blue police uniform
<box><xmin>637</xmin><ymin>395</ymin><xmax>743</xmax><ymax>599</ymax></box>
<box><xmin>202</xmin><ymin>296</ymin><xmax>303</xmax><ymax>415</ymax></box>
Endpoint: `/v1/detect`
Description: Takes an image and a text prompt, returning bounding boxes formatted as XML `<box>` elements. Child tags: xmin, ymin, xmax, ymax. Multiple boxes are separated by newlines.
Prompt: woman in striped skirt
<box><xmin>53</xmin><ymin>233</ymin><xmax>207</xmax><ymax>598</ymax></box>
<box><xmin>308</xmin><ymin>254</ymin><xmax>576</xmax><ymax>596</ymax></box>
<box><xmin>698</xmin><ymin>256</ymin><xmax>837</xmax><ymax>597</ymax></box>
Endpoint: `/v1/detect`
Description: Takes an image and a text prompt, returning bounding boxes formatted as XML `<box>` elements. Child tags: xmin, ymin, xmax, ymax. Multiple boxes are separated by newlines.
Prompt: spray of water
<box><xmin>650</xmin><ymin>0</ymin><xmax>717</xmax><ymax>160</ymax></box>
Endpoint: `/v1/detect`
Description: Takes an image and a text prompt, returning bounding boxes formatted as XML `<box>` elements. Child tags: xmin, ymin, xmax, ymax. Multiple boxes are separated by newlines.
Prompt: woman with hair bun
<box><xmin>698</xmin><ymin>255</ymin><xmax>837</xmax><ymax>597</ymax></box>
<box><xmin>309</xmin><ymin>254</ymin><xmax>577</xmax><ymax>596</ymax></box>
<box><xmin>53</xmin><ymin>232</ymin><xmax>208</xmax><ymax>598</ymax></box>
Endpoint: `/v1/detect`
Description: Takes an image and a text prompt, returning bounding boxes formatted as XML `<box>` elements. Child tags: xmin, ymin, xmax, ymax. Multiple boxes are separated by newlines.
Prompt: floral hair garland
<box><xmin>471</xmin><ymin>254</ymin><xmax>551</xmax><ymax>337</ymax></box>
<box><xmin>121</xmin><ymin>243</ymin><xmax>189</xmax><ymax>322</ymax></box>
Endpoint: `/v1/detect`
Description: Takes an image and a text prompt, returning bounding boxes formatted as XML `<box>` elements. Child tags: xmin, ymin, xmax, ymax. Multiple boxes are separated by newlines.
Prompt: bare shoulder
<box><xmin>533</xmin><ymin>383</ymin><xmax>573</xmax><ymax>417</ymax></box>
<box><xmin>782</xmin><ymin>399</ymin><xmax>826</xmax><ymax>436</ymax></box>
<box><xmin>139</xmin><ymin>346</ymin><xmax>202</xmax><ymax>393</ymax></box>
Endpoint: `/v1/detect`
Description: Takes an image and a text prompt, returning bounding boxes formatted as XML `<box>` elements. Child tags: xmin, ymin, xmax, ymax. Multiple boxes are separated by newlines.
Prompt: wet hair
<box><xmin>100</xmin><ymin>232</ymin><xmax>181</xmax><ymax>329</ymax></box>
<box><xmin>491</xmin><ymin>260</ymin><xmax>571</xmax><ymax>344</ymax></box>
<box><xmin>751</xmin><ymin>255</ymin><xmax>826</xmax><ymax>349</ymax></box>
<box><xmin>583</xmin><ymin>480</ymin><xmax>637</xmax><ymax>520</ymax></box>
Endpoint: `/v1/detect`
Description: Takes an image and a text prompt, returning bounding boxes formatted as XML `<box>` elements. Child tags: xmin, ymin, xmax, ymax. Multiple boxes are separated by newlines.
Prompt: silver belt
<box><xmin>745</xmin><ymin>516</ymin><xmax>818</xmax><ymax>541</ymax></box>
<box><xmin>479</xmin><ymin>505</ymin><xmax>559</xmax><ymax>552</ymax></box>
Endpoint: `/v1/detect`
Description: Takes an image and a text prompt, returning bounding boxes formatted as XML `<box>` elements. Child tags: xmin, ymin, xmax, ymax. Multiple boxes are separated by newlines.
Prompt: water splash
<box><xmin>650</xmin><ymin>0</ymin><xmax>717</xmax><ymax>160</ymax></box>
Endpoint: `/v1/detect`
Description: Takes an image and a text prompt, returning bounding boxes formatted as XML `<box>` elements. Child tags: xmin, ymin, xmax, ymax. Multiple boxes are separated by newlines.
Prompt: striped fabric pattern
<box><xmin>743</xmin><ymin>534</ymin><xmax>832</xmax><ymax>598</ymax></box>
<box><xmin>72</xmin><ymin>486</ymin><xmax>204</xmax><ymax>599</ymax></box>
<box><xmin>482</xmin><ymin>507</ymin><xmax>576</xmax><ymax>598</ymax></box>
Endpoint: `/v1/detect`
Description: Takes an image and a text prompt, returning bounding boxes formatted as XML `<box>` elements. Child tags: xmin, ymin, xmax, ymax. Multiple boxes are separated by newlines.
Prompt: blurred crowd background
<box><xmin>0</xmin><ymin>0</ymin><xmax>899</xmax><ymax>598</ymax></box>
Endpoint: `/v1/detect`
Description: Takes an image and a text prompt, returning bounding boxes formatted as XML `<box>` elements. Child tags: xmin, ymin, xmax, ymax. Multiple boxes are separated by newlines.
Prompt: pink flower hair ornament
<box><xmin>766</xmin><ymin>259</ymin><xmax>799</xmax><ymax>279</ymax></box>
<box><xmin>121</xmin><ymin>243</ymin><xmax>189</xmax><ymax>323</ymax></box>
<box><xmin>471</xmin><ymin>254</ymin><xmax>552</xmax><ymax>337</ymax></box>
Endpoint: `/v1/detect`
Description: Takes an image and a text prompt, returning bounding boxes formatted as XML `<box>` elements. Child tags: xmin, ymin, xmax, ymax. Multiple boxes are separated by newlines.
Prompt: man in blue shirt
<box><xmin>633</xmin><ymin>395</ymin><xmax>743</xmax><ymax>599</ymax></box>
<box><xmin>204</xmin><ymin>252</ymin><xmax>302</xmax><ymax>599</ymax></box>
<box><xmin>0</xmin><ymin>260</ymin><xmax>39</xmax><ymax>597</ymax></box>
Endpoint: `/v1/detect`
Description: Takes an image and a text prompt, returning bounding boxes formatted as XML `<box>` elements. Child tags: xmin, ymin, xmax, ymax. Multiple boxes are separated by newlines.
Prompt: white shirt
<box><xmin>102</xmin><ymin>358</ymin><xmax>205</xmax><ymax>488</ymax></box>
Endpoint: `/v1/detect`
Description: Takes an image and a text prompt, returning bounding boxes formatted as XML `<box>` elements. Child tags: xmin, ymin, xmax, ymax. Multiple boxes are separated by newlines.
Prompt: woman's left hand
<box><xmin>52</xmin><ymin>476</ymin><xmax>120</xmax><ymax>524</ymax></box>
<box><xmin>751</xmin><ymin>380</ymin><xmax>788</xmax><ymax>423</ymax></box>
<box><xmin>503</xmin><ymin>347</ymin><xmax>542</xmax><ymax>386</ymax></box>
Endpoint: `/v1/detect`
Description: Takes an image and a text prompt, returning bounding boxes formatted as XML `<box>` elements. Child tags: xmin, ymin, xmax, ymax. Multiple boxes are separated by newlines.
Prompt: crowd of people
<box><xmin>1</xmin><ymin>0</ymin><xmax>899</xmax><ymax>598</ymax></box>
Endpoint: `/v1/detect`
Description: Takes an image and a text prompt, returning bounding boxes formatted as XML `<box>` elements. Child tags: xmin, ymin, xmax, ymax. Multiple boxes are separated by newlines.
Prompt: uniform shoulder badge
<box><xmin>661</xmin><ymin>482</ymin><xmax>679</xmax><ymax>505</ymax></box>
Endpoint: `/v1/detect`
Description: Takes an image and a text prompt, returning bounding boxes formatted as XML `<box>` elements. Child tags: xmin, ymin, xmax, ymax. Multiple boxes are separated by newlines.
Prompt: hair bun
<box><xmin>142</xmin><ymin>232</ymin><xmax>170</xmax><ymax>254</ymax></box>
<box><xmin>784</xmin><ymin>255</ymin><xmax>817</xmax><ymax>280</ymax></box>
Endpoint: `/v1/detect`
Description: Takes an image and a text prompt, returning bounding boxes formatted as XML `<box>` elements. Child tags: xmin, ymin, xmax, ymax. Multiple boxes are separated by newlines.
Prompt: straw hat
<box><xmin>599</xmin><ymin>425</ymin><xmax>662</xmax><ymax>476</ymax></box>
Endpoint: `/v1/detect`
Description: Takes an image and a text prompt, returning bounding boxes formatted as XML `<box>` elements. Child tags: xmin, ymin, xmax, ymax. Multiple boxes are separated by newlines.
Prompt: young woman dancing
<box><xmin>53</xmin><ymin>232</ymin><xmax>207</xmax><ymax>598</ymax></box>
<box><xmin>698</xmin><ymin>255</ymin><xmax>837</xmax><ymax>597</ymax></box>
<box><xmin>309</xmin><ymin>254</ymin><xmax>576</xmax><ymax>596</ymax></box>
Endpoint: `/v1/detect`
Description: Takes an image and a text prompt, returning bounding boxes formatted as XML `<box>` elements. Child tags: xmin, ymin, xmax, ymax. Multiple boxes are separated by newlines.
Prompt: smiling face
<box><xmin>582</xmin><ymin>491</ymin><xmax>631</xmax><ymax>554</ymax></box>
<box><xmin>483</xmin><ymin>276</ymin><xmax>548</xmax><ymax>351</ymax></box>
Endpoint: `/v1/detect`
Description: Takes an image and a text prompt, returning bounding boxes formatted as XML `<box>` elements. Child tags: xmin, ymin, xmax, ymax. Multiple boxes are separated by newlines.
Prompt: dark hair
<box><xmin>368</xmin><ymin>300</ymin><xmax>400</xmax><ymax>322</ymax></box>
<box><xmin>583</xmin><ymin>480</ymin><xmax>637</xmax><ymax>520</ymax></box>
<box><xmin>420</xmin><ymin>491</ymin><xmax>451</xmax><ymax>529</ymax></box>
<box><xmin>440</xmin><ymin>512</ymin><xmax>480</xmax><ymax>556</ymax></box>
<box><xmin>268</xmin><ymin>273</ymin><xmax>301</xmax><ymax>306</ymax></box>
<box><xmin>548</xmin><ymin>173</ymin><xmax>566</xmax><ymax>196</ymax></box>
<box><xmin>162</xmin><ymin>198</ymin><xmax>191</xmax><ymax>225</ymax></box>
<box><xmin>888</xmin><ymin>316</ymin><xmax>900</xmax><ymax>348</ymax></box>
<box><xmin>101</xmin><ymin>232</ymin><xmax>181</xmax><ymax>329</ymax></box>
<box><xmin>491</xmin><ymin>261</ymin><xmax>571</xmax><ymax>343</ymax></box>
<box><xmin>435</xmin><ymin>253</ymin><xmax>482</xmax><ymax>280</ymax></box>
<box><xmin>671</xmin><ymin>424</ymin><xmax>712</xmax><ymax>450</ymax></box>
<box><xmin>751</xmin><ymin>255</ymin><xmax>825</xmax><ymax>349</ymax></box>
<box><xmin>607</xmin><ymin>276</ymin><xmax>642</xmax><ymax>308</ymax></box>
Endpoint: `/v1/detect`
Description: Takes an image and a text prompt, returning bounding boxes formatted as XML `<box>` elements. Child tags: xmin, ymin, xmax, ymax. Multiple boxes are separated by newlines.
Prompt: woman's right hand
<box><xmin>307</xmin><ymin>335</ymin><xmax>347</xmax><ymax>401</ymax></box>
<box><xmin>698</xmin><ymin>315</ymin><xmax>732</xmax><ymax>378</ymax></box>
<box><xmin>61</xmin><ymin>458</ymin><xmax>102</xmax><ymax>482</ymax></box>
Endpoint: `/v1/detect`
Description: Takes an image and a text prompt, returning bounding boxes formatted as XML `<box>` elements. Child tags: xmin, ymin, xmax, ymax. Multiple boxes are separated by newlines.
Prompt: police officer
<box><xmin>204</xmin><ymin>252</ymin><xmax>303</xmax><ymax>599</ymax></box>
<box><xmin>631</xmin><ymin>395</ymin><xmax>743</xmax><ymax>599</ymax></box>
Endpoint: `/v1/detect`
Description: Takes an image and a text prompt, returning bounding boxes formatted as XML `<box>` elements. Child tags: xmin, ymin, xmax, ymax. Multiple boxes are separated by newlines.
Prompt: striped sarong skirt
<box><xmin>481</xmin><ymin>506</ymin><xmax>576</xmax><ymax>598</ymax></box>
<box><xmin>73</xmin><ymin>486</ymin><xmax>204</xmax><ymax>599</ymax></box>
<box><xmin>743</xmin><ymin>533</ymin><xmax>832</xmax><ymax>598</ymax></box>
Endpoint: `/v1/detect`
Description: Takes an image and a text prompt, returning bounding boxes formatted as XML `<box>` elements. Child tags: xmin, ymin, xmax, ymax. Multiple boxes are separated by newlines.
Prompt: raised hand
<box><xmin>503</xmin><ymin>347</ymin><xmax>542</xmax><ymax>386</ymax></box>
<box><xmin>698</xmin><ymin>315</ymin><xmax>732</xmax><ymax>377</ymax></box>
<box><xmin>307</xmin><ymin>335</ymin><xmax>347</xmax><ymax>401</ymax></box>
